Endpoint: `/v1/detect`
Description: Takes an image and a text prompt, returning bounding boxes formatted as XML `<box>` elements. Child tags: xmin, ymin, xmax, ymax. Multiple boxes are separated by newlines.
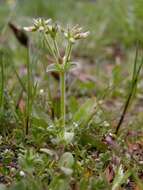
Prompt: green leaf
<box><xmin>10</xmin><ymin>181</ymin><xmax>26</xmax><ymax>190</ymax></box>
<box><xmin>59</xmin><ymin>152</ymin><xmax>74</xmax><ymax>168</ymax></box>
<box><xmin>48</xmin><ymin>176</ymin><xmax>70</xmax><ymax>190</ymax></box>
<box><xmin>40</xmin><ymin>148</ymin><xmax>56</xmax><ymax>157</ymax></box>
<box><xmin>32</xmin><ymin>106</ymin><xmax>50</xmax><ymax>124</ymax></box>
<box><xmin>80</xmin><ymin>133</ymin><xmax>107</xmax><ymax>152</ymax></box>
<box><xmin>46</xmin><ymin>63</ymin><xmax>61</xmax><ymax>73</ymax></box>
<box><xmin>46</xmin><ymin>62</ymin><xmax>78</xmax><ymax>73</ymax></box>
<box><xmin>64</xmin><ymin>132</ymin><xmax>74</xmax><ymax>143</ymax></box>
<box><xmin>64</xmin><ymin>61</ymin><xmax>78</xmax><ymax>71</ymax></box>
<box><xmin>60</xmin><ymin>167</ymin><xmax>73</xmax><ymax>175</ymax></box>
<box><xmin>73</xmin><ymin>98</ymin><xmax>97</xmax><ymax>126</ymax></box>
<box><xmin>69</xmin><ymin>96</ymin><xmax>79</xmax><ymax>113</ymax></box>
<box><xmin>112</xmin><ymin>166</ymin><xmax>131</xmax><ymax>190</ymax></box>
<box><xmin>79</xmin><ymin>177</ymin><xmax>89</xmax><ymax>190</ymax></box>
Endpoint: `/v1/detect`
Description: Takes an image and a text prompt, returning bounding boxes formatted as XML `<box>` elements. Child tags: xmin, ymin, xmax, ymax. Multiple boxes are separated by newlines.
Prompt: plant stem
<box><xmin>60</xmin><ymin>71</ymin><xmax>66</xmax><ymax>129</ymax></box>
<box><xmin>115</xmin><ymin>46</ymin><xmax>143</xmax><ymax>134</ymax></box>
<box><xmin>26</xmin><ymin>47</ymin><xmax>31</xmax><ymax>135</ymax></box>
<box><xmin>44</xmin><ymin>35</ymin><xmax>53</xmax><ymax>56</ymax></box>
<box><xmin>44</xmin><ymin>34</ymin><xmax>58</xmax><ymax>63</ymax></box>
<box><xmin>53</xmin><ymin>38</ymin><xmax>60</xmax><ymax>58</ymax></box>
<box><xmin>67</xmin><ymin>43</ymin><xmax>72</xmax><ymax>61</ymax></box>
<box><xmin>0</xmin><ymin>52</ymin><xmax>4</xmax><ymax>110</ymax></box>
<box><xmin>65</xmin><ymin>42</ymin><xmax>72</xmax><ymax>63</ymax></box>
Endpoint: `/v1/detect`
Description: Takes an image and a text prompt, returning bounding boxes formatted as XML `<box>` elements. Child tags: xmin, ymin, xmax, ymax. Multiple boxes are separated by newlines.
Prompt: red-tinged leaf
<box><xmin>105</xmin><ymin>164</ymin><xmax>114</xmax><ymax>183</ymax></box>
<box><xmin>18</xmin><ymin>99</ymin><xmax>25</xmax><ymax>113</ymax></box>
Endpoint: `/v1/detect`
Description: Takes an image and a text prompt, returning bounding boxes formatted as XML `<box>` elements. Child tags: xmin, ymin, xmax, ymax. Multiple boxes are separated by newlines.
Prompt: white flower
<box><xmin>40</xmin><ymin>89</ymin><xmax>44</xmax><ymax>94</ymax></box>
<box><xmin>103</xmin><ymin>121</ymin><xmax>110</xmax><ymax>127</ymax></box>
<box><xmin>75</xmin><ymin>31</ymin><xmax>90</xmax><ymax>39</ymax></box>
<box><xmin>73</xmin><ymin>122</ymin><xmax>78</xmax><ymax>127</ymax></box>
<box><xmin>19</xmin><ymin>170</ymin><xmax>25</xmax><ymax>177</ymax></box>
<box><xmin>64</xmin><ymin>132</ymin><xmax>74</xmax><ymax>143</ymax></box>
<box><xmin>45</xmin><ymin>19</ymin><xmax>52</xmax><ymax>25</ymax></box>
<box><xmin>38</xmin><ymin>26</ymin><xmax>44</xmax><ymax>32</ymax></box>
<box><xmin>63</xmin><ymin>25</ymin><xmax>90</xmax><ymax>43</ymax></box>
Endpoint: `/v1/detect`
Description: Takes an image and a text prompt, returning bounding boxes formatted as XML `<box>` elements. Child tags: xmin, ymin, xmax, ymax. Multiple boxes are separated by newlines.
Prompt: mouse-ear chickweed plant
<box><xmin>24</xmin><ymin>18</ymin><xmax>89</xmax><ymax>140</ymax></box>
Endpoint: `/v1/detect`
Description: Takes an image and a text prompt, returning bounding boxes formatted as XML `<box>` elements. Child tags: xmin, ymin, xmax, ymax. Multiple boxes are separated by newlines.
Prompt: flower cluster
<box><xmin>24</xmin><ymin>18</ymin><xmax>89</xmax><ymax>42</ymax></box>
<box><xmin>24</xmin><ymin>18</ymin><xmax>59</xmax><ymax>38</ymax></box>
<box><xmin>62</xmin><ymin>25</ymin><xmax>90</xmax><ymax>44</ymax></box>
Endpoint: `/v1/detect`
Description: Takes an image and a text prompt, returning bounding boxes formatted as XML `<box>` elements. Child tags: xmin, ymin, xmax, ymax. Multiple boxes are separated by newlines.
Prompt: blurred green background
<box><xmin>1</xmin><ymin>0</ymin><xmax>143</xmax><ymax>58</ymax></box>
<box><xmin>0</xmin><ymin>2</ymin><xmax>143</xmax><ymax>189</ymax></box>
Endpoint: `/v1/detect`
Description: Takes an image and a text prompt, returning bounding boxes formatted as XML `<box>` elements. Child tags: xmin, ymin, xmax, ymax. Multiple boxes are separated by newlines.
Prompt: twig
<box><xmin>115</xmin><ymin>44</ymin><xmax>143</xmax><ymax>134</ymax></box>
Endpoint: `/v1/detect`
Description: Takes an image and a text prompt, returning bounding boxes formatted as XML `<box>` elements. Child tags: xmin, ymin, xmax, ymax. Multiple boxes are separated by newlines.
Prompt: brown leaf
<box><xmin>18</xmin><ymin>99</ymin><xmax>25</xmax><ymax>113</ymax></box>
<box><xmin>135</xmin><ymin>185</ymin><xmax>141</xmax><ymax>190</ymax></box>
<box><xmin>105</xmin><ymin>164</ymin><xmax>114</xmax><ymax>183</ymax></box>
<box><xmin>9</xmin><ymin>22</ymin><xmax>29</xmax><ymax>47</ymax></box>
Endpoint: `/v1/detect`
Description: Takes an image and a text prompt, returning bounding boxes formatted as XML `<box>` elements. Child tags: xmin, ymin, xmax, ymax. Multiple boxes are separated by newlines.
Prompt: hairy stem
<box><xmin>60</xmin><ymin>72</ymin><xmax>66</xmax><ymax>129</ymax></box>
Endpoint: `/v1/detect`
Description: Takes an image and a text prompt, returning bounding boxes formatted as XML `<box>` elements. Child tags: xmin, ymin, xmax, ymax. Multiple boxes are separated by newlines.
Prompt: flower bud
<box><xmin>69</xmin><ymin>37</ymin><xmax>75</xmax><ymax>44</ymax></box>
<box><xmin>23</xmin><ymin>26</ymin><xmax>37</xmax><ymax>32</ymax></box>
<box><xmin>38</xmin><ymin>26</ymin><xmax>44</xmax><ymax>32</ymax></box>
<box><xmin>75</xmin><ymin>31</ymin><xmax>90</xmax><ymax>39</ymax></box>
<box><xmin>45</xmin><ymin>19</ymin><xmax>52</xmax><ymax>25</ymax></box>
<box><xmin>62</xmin><ymin>25</ymin><xmax>89</xmax><ymax>42</ymax></box>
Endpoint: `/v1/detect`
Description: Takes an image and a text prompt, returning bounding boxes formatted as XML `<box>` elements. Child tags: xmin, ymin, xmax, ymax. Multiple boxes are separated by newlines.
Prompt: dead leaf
<box><xmin>18</xmin><ymin>99</ymin><xmax>25</xmax><ymax>113</ymax></box>
<box><xmin>105</xmin><ymin>164</ymin><xmax>114</xmax><ymax>183</ymax></box>
<box><xmin>9</xmin><ymin>22</ymin><xmax>29</xmax><ymax>47</ymax></box>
